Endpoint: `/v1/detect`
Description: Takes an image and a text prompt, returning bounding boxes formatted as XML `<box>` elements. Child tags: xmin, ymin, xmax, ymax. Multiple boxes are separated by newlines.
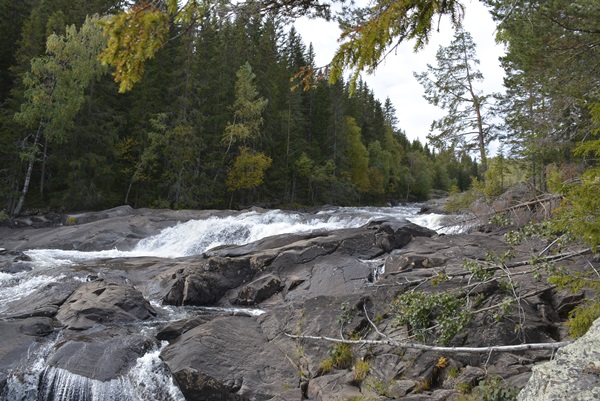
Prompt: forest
<box><xmin>0</xmin><ymin>0</ymin><xmax>598</xmax><ymax>226</ymax></box>
<box><xmin>0</xmin><ymin>0</ymin><xmax>482</xmax><ymax>214</ymax></box>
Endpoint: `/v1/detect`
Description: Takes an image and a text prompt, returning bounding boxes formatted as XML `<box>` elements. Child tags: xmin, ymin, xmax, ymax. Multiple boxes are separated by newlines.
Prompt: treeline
<box><xmin>0</xmin><ymin>0</ymin><xmax>479</xmax><ymax>214</ymax></box>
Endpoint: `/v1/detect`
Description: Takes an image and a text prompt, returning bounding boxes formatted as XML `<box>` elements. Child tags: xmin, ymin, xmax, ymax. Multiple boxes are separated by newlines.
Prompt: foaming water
<box><xmin>0</xmin><ymin>273</ymin><xmax>65</xmax><ymax>312</ymax></box>
<box><xmin>2</xmin><ymin>343</ymin><xmax>185</xmax><ymax>401</ymax></box>
<box><xmin>132</xmin><ymin>209</ymin><xmax>372</xmax><ymax>257</ymax></box>
<box><xmin>23</xmin><ymin>206</ymin><xmax>455</xmax><ymax>268</ymax></box>
<box><xmin>0</xmin><ymin>337</ymin><xmax>57</xmax><ymax>401</ymax></box>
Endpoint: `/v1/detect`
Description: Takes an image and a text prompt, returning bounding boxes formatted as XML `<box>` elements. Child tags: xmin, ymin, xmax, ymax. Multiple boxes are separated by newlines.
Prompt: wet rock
<box><xmin>156</xmin><ymin>316</ymin><xmax>212</xmax><ymax>341</ymax></box>
<box><xmin>3</xmin><ymin>279</ymin><xmax>81</xmax><ymax>319</ymax></box>
<box><xmin>56</xmin><ymin>281</ymin><xmax>157</xmax><ymax>330</ymax></box>
<box><xmin>0</xmin><ymin>318</ymin><xmax>54</xmax><ymax>374</ymax></box>
<box><xmin>46</xmin><ymin>328</ymin><xmax>155</xmax><ymax>381</ymax></box>
<box><xmin>0</xmin><ymin>249</ymin><xmax>32</xmax><ymax>274</ymax></box>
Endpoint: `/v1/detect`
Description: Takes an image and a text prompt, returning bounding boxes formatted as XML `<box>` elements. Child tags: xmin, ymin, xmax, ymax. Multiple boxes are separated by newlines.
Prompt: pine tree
<box><xmin>414</xmin><ymin>28</ymin><xmax>495</xmax><ymax>172</ymax></box>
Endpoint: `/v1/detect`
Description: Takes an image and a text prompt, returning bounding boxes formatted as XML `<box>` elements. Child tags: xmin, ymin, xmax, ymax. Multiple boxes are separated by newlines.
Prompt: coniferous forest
<box><xmin>0</xmin><ymin>0</ymin><xmax>480</xmax><ymax>214</ymax></box>
<box><xmin>0</xmin><ymin>0</ymin><xmax>598</xmax><ymax>225</ymax></box>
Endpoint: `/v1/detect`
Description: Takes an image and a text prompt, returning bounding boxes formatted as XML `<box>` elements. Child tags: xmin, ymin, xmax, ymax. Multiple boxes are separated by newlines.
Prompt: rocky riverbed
<box><xmin>0</xmin><ymin>205</ymin><xmax>597</xmax><ymax>400</ymax></box>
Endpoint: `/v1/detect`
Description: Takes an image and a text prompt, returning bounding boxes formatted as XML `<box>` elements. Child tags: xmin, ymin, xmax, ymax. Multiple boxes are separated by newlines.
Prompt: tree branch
<box><xmin>284</xmin><ymin>332</ymin><xmax>571</xmax><ymax>353</ymax></box>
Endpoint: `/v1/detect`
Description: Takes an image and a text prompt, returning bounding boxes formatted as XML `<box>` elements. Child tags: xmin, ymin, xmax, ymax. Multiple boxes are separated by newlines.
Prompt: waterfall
<box><xmin>1</xmin><ymin>343</ymin><xmax>184</xmax><ymax>401</ymax></box>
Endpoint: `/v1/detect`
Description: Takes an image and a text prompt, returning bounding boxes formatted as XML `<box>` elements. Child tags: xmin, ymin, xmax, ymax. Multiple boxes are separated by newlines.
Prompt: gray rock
<box><xmin>0</xmin><ymin>318</ymin><xmax>54</xmax><ymax>375</ymax></box>
<box><xmin>518</xmin><ymin>317</ymin><xmax>600</xmax><ymax>401</ymax></box>
<box><xmin>0</xmin><ymin>249</ymin><xmax>32</xmax><ymax>274</ymax></box>
<box><xmin>156</xmin><ymin>316</ymin><xmax>213</xmax><ymax>341</ymax></box>
<box><xmin>306</xmin><ymin>371</ymin><xmax>362</xmax><ymax>401</ymax></box>
<box><xmin>56</xmin><ymin>281</ymin><xmax>157</xmax><ymax>330</ymax></box>
<box><xmin>161</xmin><ymin>316</ymin><xmax>298</xmax><ymax>401</ymax></box>
<box><xmin>46</xmin><ymin>328</ymin><xmax>155</xmax><ymax>381</ymax></box>
<box><xmin>233</xmin><ymin>275</ymin><xmax>284</xmax><ymax>305</ymax></box>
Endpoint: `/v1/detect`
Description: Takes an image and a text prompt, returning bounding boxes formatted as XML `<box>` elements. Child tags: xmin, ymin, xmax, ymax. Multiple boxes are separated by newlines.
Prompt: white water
<box><xmin>0</xmin><ymin>273</ymin><xmax>66</xmax><ymax>313</ymax></box>
<box><xmin>23</xmin><ymin>206</ymin><xmax>451</xmax><ymax>268</ymax></box>
<box><xmin>3</xmin><ymin>343</ymin><xmax>185</xmax><ymax>401</ymax></box>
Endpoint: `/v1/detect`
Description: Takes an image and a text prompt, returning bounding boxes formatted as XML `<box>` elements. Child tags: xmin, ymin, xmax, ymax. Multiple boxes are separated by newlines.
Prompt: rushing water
<box><xmin>22</xmin><ymin>206</ymin><xmax>451</xmax><ymax>267</ymax></box>
<box><xmin>0</xmin><ymin>205</ymin><xmax>454</xmax><ymax>401</ymax></box>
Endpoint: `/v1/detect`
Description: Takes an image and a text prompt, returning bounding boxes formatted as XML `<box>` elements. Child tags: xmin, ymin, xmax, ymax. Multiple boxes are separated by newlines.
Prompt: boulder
<box><xmin>0</xmin><ymin>317</ymin><xmax>54</xmax><ymax>373</ymax></box>
<box><xmin>233</xmin><ymin>275</ymin><xmax>284</xmax><ymax>305</ymax></box>
<box><xmin>161</xmin><ymin>316</ymin><xmax>299</xmax><ymax>401</ymax></box>
<box><xmin>46</xmin><ymin>328</ymin><xmax>155</xmax><ymax>381</ymax></box>
<box><xmin>0</xmin><ymin>249</ymin><xmax>32</xmax><ymax>274</ymax></box>
<box><xmin>56</xmin><ymin>281</ymin><xmax>157</xmax><ymax>330</ymax></box>
<box><xmin>518</xmin><ymin>317</ymin><xmax>600</xmax><ymax>401</ymax></box>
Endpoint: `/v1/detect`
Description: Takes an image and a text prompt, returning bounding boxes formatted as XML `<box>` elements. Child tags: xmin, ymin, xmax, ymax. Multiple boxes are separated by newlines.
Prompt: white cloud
<box><xmin>294</xmin><ymin>0</ymin><xmax>506</xmax><ymax>144</ymax></box>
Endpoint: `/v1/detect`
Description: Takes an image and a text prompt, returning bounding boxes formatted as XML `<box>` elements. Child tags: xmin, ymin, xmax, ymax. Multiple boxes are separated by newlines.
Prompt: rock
<box><xmin>384</xmin><ymin>253</ymin><xmax>446</xmax><ymax>273</ymax></box>
<box><xmin>387</xmin><ymin>379</ymin><xmax>417</xmax><ymax>397</ymax></box>
<box><xmin>56</xmin><ymin>281</ymin><xmax>157</xmax><ymax>330</ymax></box>
<box><xmin>0</xmin><ymin>249</ymin><xmax>32</xmax><ymax>274</ymax></box>
<box><xmin>1</xmin><ymin>205</ymin><xmax>598</xmax><ymax>401</ymax></box>
<box><xmin>517</xmin><ymin>317</ymin><xmax>600</xmax><ymax>401</ymax></box>
<box><xmin>46</xmin><ymin>328</ymin><xmax>155</xmax><ymax>381</ymax></box>
<box><xmin>233</xmin><ymin>275</ymin><xmax>283</xmax><ymax>305</ymax></box>
<box><xmin>161</xmin><ymin>316</ymin><xmax>298</xmax><ymax>401</ymax></box>
<box><xmin>306</xmin><ymin>371</ymin><xmax>362</xmax><ymax>401</ymax></box>
<box><xmin>2</xmin><ymin>278</ymin><xmax>82</xmax><ymax>319</ymax></box>
<box><xmin>450</xmin><ymin>366</ymin><xmax>485</xmax><ymax>390</ymax></box>
<box><xmin>419</xmin><ymin>198</ymin><xmax>450</xmax><ymax>215</ymax></box>
<box><xmin>0</xmin><ymin>318</ymin><xmax>54</xmax><ymax>375</ymax></box>
<box><xmin>156</xmin><ymin>316</ymin><xmax>212</xmax><ymax>341</ymax></box>
<box><xmin>372</xmin><ymin>219</ymin><xmax>436</xmax><ymax>252</ymax></box>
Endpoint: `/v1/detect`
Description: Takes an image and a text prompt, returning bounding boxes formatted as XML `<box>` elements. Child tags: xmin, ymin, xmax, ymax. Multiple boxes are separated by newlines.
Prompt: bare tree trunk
<box><xmin>463</xmin><ymin>48</ymin><xmax>487</xmax><ymax>173</ymax></box>
<box><xmin>13</xmin><ymin>120</ymin><xmax>43</xmax><ymax>216</ymax></box>
<box><xmin>40</xmin><ymin>136</ymin><xmax>48</xmax><ymax>197</ymax></box>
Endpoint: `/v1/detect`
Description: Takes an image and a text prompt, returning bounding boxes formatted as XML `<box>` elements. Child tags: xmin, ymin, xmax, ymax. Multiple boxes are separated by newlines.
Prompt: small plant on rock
<box><xmin>353</xmin><ymin>358</ymin><xmax>370</xmax><ymax>384</ymax></box>
<box><xmin>319</xmin><ymin>343</ymin><xmax>353</xmax><ymax>374</ymax></box>
<box><xmin>473</xmin><ymin>376</ymin><xmax>519</xmax><ymax>401</ymax></box>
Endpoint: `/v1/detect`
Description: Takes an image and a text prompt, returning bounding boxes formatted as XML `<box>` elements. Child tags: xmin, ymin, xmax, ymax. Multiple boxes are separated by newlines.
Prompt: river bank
<box><xmin>0</xmin><ymin>205</ymin><xmax>596</xmax><ymax>400</ymax></box>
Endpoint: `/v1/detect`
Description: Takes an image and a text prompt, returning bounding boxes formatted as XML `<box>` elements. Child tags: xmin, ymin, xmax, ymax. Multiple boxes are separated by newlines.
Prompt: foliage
<box><xmin>0</xmin><ymin>0</ymin><xmax>480</xmax><ymax>212</ymax></box>
<box><xmin>329</xmin><ymin>0</ymin><xmax>465</xmax><ymax>92</ymax></box>
<box><xmin>222</xmin><ymin>62</ymin><xmax>269</xmax><ymax>147</ymax></box>
<box><xmin>319</xmin><ymin>343</ymin><xmax>353</xmax><ymax>373</ymax></box>
<box><xmin>226</xmin><ymin>147</ymin><xmax>272</xmax><ymax>191</ymax></box>
<box><xmin>473</xmin><ymin>376</ymin><xmax>519</xmax><ymax>401</ymax></box>
<box><xmin>549</xmin><ymin>272</ymin><xmax>600</xmax><ymax>338</ymax></box>
<box><xmin>99</xmin><ymin>4</ymin><xmax>169</xmax><ymax>93</ymax></box>
<box><xmin>11</xmin><ymin>15</ymin><xmax>107</xmax><ymax>215</ymax></box>
<box><xmin>353</xmin><ymin>359</ymin><xmax>370</xmax><ymax>384</ymax></box>
<box><xmin>391</xmin><ymin>291</ymin><xmax>472</xmax><ymax>345</ymax></box>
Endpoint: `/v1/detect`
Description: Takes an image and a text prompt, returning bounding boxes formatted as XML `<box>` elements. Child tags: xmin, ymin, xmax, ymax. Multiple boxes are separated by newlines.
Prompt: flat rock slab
<box><xmin>161</xmin><ymin>315</ymin><xmax>298</xmax><ymax>401</ymax></box>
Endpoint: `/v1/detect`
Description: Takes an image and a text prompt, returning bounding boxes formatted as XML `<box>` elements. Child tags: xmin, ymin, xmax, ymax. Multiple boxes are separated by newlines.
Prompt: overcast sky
<box><xmin>294</xmin><ymin>0</ymin><xmax>506</xmax><ymax>144</ymax></box>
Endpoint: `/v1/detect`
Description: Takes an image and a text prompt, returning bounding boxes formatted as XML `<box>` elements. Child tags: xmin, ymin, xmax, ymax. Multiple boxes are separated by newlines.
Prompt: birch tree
<box><xmin>12</xmin><ymin>16</ymin><xmax>106</xmax><ymax>216</ymax></box>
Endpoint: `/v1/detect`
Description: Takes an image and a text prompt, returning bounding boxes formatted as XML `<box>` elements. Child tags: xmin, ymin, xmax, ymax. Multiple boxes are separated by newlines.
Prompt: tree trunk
<box><xmin>13</xmin><ymin>120</ymin><xmax>43</xmax><ymax>216</ymax></box>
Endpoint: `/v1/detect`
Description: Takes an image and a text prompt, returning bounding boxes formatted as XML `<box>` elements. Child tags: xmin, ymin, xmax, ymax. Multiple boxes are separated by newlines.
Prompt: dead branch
<box><xmin>284</xmin><ymin>332</ymin><xmax>571</xmax><ymax>353</ymax></box>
